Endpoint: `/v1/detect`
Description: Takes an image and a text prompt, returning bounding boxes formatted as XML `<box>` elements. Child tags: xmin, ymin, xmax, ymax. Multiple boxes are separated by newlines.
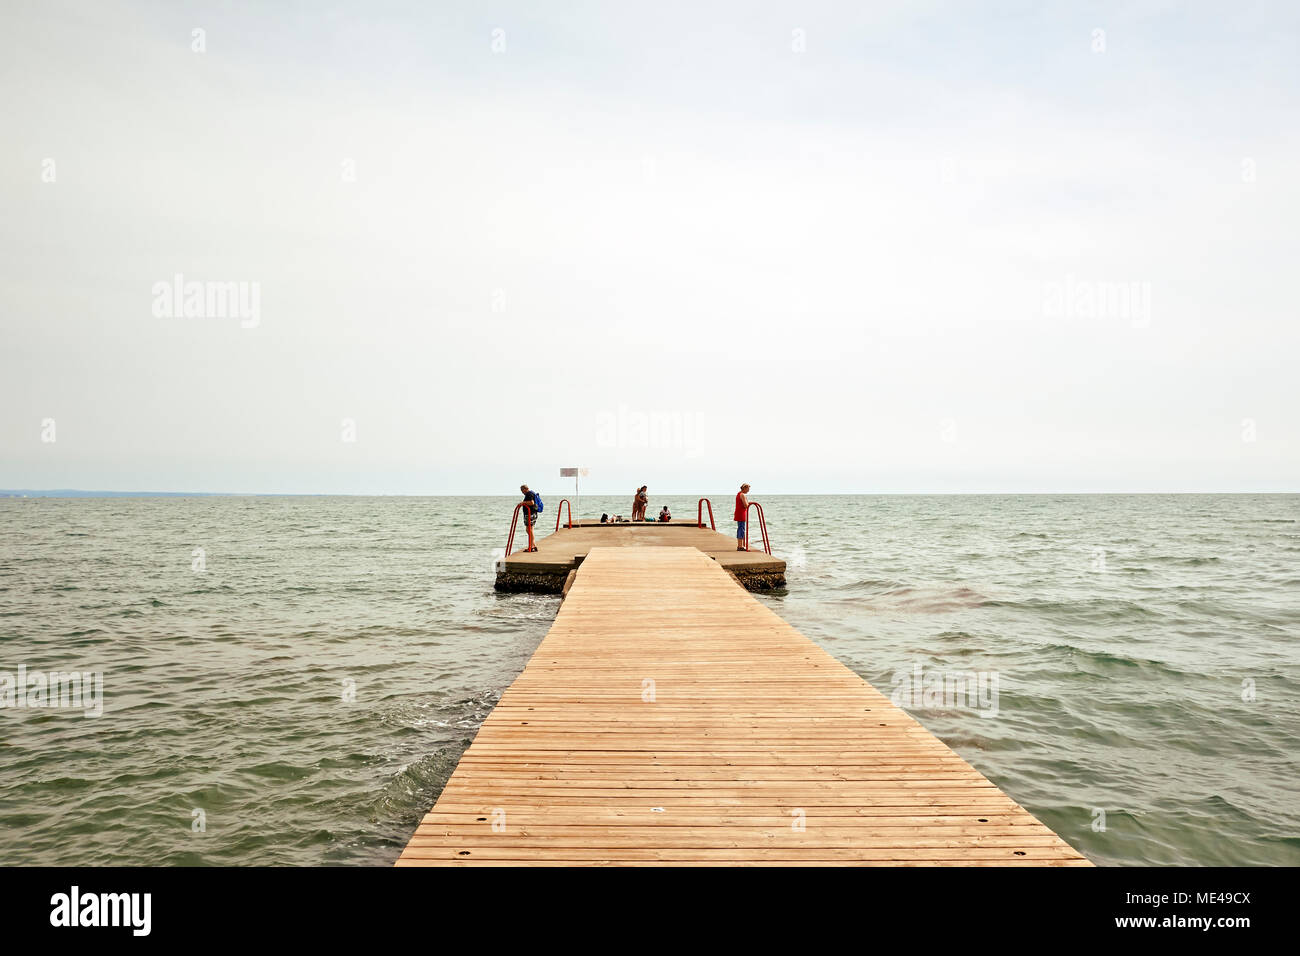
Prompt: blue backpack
<box><xmin>533</xmin><ymin>492</ymin><xmax>544</xmax><ymax>513</ymax></box>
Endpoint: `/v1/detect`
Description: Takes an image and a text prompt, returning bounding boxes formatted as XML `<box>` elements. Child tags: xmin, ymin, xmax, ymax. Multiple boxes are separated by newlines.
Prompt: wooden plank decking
<box><xmin>398</xmin><ymin>546</ymin><xmax>1091</xmax><ymax>866</ymax></box>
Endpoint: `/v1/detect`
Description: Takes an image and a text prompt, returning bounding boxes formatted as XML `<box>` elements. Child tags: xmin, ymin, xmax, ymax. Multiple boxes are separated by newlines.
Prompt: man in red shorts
<box><xmin>734</xmin><ymin>483</ymin><xmax>750</xmax><ymax>551</ymax></box>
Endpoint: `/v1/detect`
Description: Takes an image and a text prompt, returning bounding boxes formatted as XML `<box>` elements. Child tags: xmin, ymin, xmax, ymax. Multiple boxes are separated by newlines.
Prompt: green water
<box><xmin>1</xmin><ymin>494</ymin><xmax>1296</xmax><ymax>865</ymax></box>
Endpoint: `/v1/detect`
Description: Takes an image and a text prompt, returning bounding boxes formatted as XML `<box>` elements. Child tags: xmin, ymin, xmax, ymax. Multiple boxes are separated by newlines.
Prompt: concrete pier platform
<box><xmin>495</xmin><ymin>521</ymin><xmax>786</xmax><ymax>593</ymax></box>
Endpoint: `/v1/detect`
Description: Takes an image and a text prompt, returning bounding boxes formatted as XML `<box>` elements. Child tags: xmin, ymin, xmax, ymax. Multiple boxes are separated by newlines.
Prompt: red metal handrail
<box><xmin>555</xmin><ymin>498</ymin><xmax>573</xmax><ymax>531</ymax></box>
<box><xmin>744</xmin><ymin>501</ymin><xmax>771</xmax><ymax>555</ymax></box>
<box><xmin>504</xmin><ymin>500</ymin><xmax>537</xmax><ymax>556</ymax></box>
<box><xmin>697</xmin><ymin>497</ymin><xmax>715</xmax><ymax>530</ymax></box>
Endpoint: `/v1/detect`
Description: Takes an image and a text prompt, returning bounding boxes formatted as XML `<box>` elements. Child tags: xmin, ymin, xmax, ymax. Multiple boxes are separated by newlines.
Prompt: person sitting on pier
<box><xmin>658</xmin><ymin>506</ymin><xmax>671</xmax><ymax>522</ymax></box>
<box><xmin>519</xmin><ymin>484</ymin><xmax>539</xmax><ymax>552</ymax></box>
<box><xmin>734</xmin><ymin>483</ymin><xmax>750</xmax><ymax>551</ymax></box>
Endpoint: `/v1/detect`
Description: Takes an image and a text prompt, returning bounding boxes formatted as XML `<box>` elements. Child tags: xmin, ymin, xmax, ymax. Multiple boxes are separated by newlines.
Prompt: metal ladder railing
<box><xmin>555</xmin><ymin>499</ymin><xmax>573</xmax><ymax>531</ymax></box>
<box><xmin>697</xmin><ymin>498</ymin><xmax>715</xmax><ymax>530</ymax></box>
<box><xmin>504</xmin><ymin>501</ymin><xmax>537</xmax><ymax>556</ymax></box>
<box><xmin>744</xmin><ymin>501</ymin><xmax>771</xmax><ymax>555</ymax></box>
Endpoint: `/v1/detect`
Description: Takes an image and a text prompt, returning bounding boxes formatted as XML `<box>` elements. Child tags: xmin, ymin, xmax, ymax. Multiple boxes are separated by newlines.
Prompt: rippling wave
<box><xmin>1</xmin><ymin>493</ymin><xmax>1297</xmax><ymax>866</ymax></box>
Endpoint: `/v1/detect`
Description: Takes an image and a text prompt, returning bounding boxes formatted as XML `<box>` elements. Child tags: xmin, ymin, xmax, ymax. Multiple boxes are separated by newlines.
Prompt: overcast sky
<box><xmin>1</xmin><ymin>0</ymin><xmax>1296</xmax><ymax>495</ymax></box>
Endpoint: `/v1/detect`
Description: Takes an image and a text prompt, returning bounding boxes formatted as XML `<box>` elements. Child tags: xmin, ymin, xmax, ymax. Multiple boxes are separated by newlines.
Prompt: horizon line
<box><xmin>3</xmin><ymin>488</ymin><xmax>1298</xmax><ymax>498</ymax></box>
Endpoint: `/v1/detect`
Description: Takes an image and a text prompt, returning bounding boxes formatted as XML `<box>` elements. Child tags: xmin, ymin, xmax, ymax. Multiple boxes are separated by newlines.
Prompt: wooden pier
<box><xmin>399</xmin><ymin>546</ymin><xmax>1090</xmax><ymax>866</ymax></box>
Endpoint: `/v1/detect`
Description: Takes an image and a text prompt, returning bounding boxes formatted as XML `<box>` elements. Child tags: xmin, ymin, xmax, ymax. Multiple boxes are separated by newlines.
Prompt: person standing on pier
<box><xmin>519</xmin><ymin>484</ymin><xmax>539</xmax><ymax>552</ymax></box>
<box><xmin>734</xmin><ymin>483</ymin><xmax>750</xmax><ymax>550</ymax></box>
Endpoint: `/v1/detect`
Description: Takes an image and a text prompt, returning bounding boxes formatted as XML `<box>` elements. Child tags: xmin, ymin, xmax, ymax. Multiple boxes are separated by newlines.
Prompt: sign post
<box><xmin>559</xmin><ymin>467</ymin><xmax>588</xmax><ymax>525</ymax></box>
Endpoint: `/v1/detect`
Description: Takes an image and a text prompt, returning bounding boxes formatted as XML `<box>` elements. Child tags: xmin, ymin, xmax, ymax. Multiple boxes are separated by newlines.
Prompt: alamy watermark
<box><xmin>890</xmin><ymin>662</ymin><xmax>999</xmax><ymax>718</ymax></box>
<box><xmin>50</xmin><ymin>886</ymin><xmax>150</xmax><ymax>936</ymax></box>
<box><xmin>1043</xmin><ymin>274</ymin><xmax>1151</xmax><ymax>327</ymax></box>
<box><xmin>595</xmin><ymin>404</ymin><xmax>705</xmax><ymax>458</ymax></box>
<box><xmin>1</xmin><ymin>665</ymin><xmax>103</xmax><ymax>718</ymax></box>
<box><xmin>152</xmin><ymin>273</ymin><xmax>260</xmax><ymax>328</ymax></box>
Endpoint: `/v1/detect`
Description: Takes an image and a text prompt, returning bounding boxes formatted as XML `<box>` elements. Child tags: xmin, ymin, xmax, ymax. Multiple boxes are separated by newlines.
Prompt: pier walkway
<box><xmin>399</xmin><ymin>547</ymin><xmax>1090</xmax><ymax>866</ymax></box>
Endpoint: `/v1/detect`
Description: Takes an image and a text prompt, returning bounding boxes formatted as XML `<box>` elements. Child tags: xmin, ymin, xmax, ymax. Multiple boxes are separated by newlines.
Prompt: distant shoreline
<box><xmin>4</xmin><ymin>490</ymin><xmax>1297</xmax><ymax>499</ymax></box>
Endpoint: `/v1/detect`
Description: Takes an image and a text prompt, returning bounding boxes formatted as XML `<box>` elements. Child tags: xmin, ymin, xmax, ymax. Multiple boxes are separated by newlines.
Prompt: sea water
<box><xmin>1</xmin><ymin>494</ymin><xmax>1296</xmax><ymax>866</ymax></box>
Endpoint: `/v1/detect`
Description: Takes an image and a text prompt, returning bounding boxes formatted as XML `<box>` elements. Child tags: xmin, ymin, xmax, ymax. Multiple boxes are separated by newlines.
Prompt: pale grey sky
<box><xmin>2</xmin><ymin>0</ymin><xmax>1297</xmax><ymax>494</ymax></box>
